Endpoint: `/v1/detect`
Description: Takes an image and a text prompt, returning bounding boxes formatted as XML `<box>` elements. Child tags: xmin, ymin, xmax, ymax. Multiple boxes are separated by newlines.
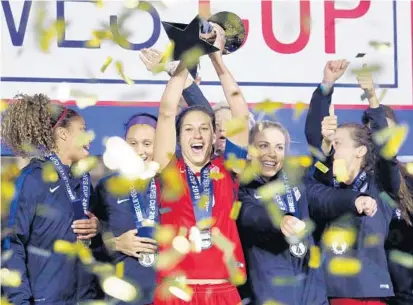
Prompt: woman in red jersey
<box><xmin>153</xmin><ymin>25</ymin><xmax>250</xmax><ymax>305</ymax></box>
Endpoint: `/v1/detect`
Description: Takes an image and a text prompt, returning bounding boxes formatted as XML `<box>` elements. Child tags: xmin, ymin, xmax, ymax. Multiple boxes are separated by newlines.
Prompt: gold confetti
<box><xmin>76</xmin><ymin>243</ymin><xmax>94</xmax><ymax>265</ymax></box>
<box><xmin>100</xmin><ymin>56</ymin><xmax>113</xmax><ymax>73</ymax></box>
<box><xmin>224</xmin><ymin>117</ymin><xmax>248</xmax><ymax>137</ymax></box>
<box><xmin>286</xmin><ymin>156</ymin><xmax>312</xmax><ymax>168</ymax></box>
<box><xmin>369</xmin><ymin>41</ymin><xmax>391</xmax><ymax>51</ymax></box>
<box><xmin>196</xmin><ymin>217</ymin><xmax>216</xmax><ymax>230</ymax></box>
<box><xmin>308</xmin><ymin>246</ymin><xmax>321</xmax><ymax>269</ymax></box>
<box><xmin>197</xmin><ymin>195</ymin><xmax>209</xmax><ymax>210</ymax></box>
<box><xmin>124</xmin><ymin>0</ymin><xmax>140</xmax><ymax>8</ymax></box>
<box><xmin>1</xmin><ymin>99</ymin><xmax>8</xmax><ymax>113</ymax></box>
<box><xmin>239</xmin><ymin>160</ymin><xmax>262</xmax><ymax>184</ymax></box>
<box><xmin>247</xmin><ymin>145</ymin><xmax>260</xmax><ymax>159</ymax></box>
<box><xmin>54</xmin><ymin>19</ymin><xmax>66</xmax><ymax>43</ymax></box>
<box><xmin>364</xmin><ymin>234</ymin><xmax>381</xmax><ymax>247</ymax></box>
<box><xmin>101</xmin><ymin>276</ymin><xmax>138</xmax><ymax>302</ymax></box>
<box><xmin>116</xmin><ymin>262</ymin><xmax>124</xmax><ymax>278</ymax></box>
<box><xmin>256</xmin><ymin>180</ymin><xmax>285</xmax><ymax>202</ymax></box>
<box><xmin>328</xmin><ymin>257</ymin><xmax>361</xmax><ymax>276</ymax></box>
<box><xmin>224</xmin><ymin>154</ymin><xmax>247</xmax><ymax>173</ymax></box>
<box><xmin>168</xmin><ymin>280</ymin><xmax>194</xmax><ymax>302</ymax></box>
<box><xmin>230</xmin><ymin>201</ymin><xmax>242</xmax><ymax>220</ymax></box>
<box><xmin>211</xmin><ymin>227</ymin><xmax>235</xmax><ymax>256</ymax></box>
<box><xmin>351</xmin><ymin>65</ymin><xmax>382</xmax><ymax>75</ymax></box>
<box><xmin>309</xmin><ymin>145</ymin><xmax>327</xmax><ymax>162</ymax></box>
<box><xmin>1</xmin><ymin>179</ymin><xmax>15</xmax><ymax>205</ymax></box>
<box><xmin>378</xmin><ymin>89</ymin><xmax>388</xmax><ymax>102</ymax></box>
<box><xmin>42</xmin><ymin>162</ymin><xmax>59</xmax><ymax>182</ymax></box>
<box><xmin>54</xmin><ymin>240</ymin><xmax>76</xmax><ymax>256</ymax></box>
<box><xmin>106</xmin><ymin>176</ymin><xmax>134</xmax><ymax>196</ymax></box>
<box><xmin>379</xmin><ymin>125</ymin><xmax>409</xmax><ymax>159</ymax></box>
<box><xmin>389</xmin><ymin>250</ymin><xmax>413</xmax><ymax>268</ymax></box>
<box><xmin>254</xmin><ymin>99</ymin><xmax>284</xmax><ymax>114</ymax></box>
<box><xmin>156</xmin><ymin>248</ymin><xmax>184</xmax><ymax>270</ymax></box>
<box><xmin>115</xmin><ymin>61</ymin><xmax>134</xmax><ymax>85</ymax></box>
<box><xmin>333</xmin><ymin>159</ymin><xmax>349</xmax><ymax>183</ymax></box>
<box><xmin>1</xmin><ymin>268</ymin><xmax>22</xmax><ymax>287</ymax></box>
<box><xmin>272</xmin><ymin>275</ymin><xmax>298</xmax><ymax>286</ymax></box>
<box><xmin>75</xmin><ymin>130</ymin><xmax>95</xmax><ymax>147</ymax></box>
<box><xmin>71</xmin><ymin>156</ymin><xmax>98</xmax><ymax>178</ymax></box>
<box><xmin>406</xmin><ymin>163</ymin><xmax>413</xmax><ymax>175</ymax></box>
<box><xmin>1</xmin><ymin>297</ymin><xmax>13</xmax><ymax>305</ymax></box>
<box><xmin>182</xmin><ymin>47</ymin><xmax>203</xmax><ymax>69</ymax></box>
<box><xmin>92</xmin><ymin>263</ymin><xmax>115</xmax><ymax>275</ymax></box>
<box><xmin>95</xmin><ymin>0</ymin><xmax>104</xmax><ymax>8</ymax></box>
<box><xmin>293</xmin><ymin>101</ymin><xmax>308</xmax><ymax>120</ymax></box>
<box><xmin>263</xmin><ymin>300</ymin><xmax>285</xmax><ymax>305</ymax></box>
<box><xmin>322</xmin><ymin>227</ymin><xmax>356</xmax><ymax>249</ymax></box>
<box><xmin>210</xmin><ymin>170</ymin><xmax>224</xmax><ymax>180</ymax></box>
<box><xmin>315</xmin><ymin>161</ymin><xmax>329</xmax><ymax>174</ymax></box>
<box><xmin>155</xmin><ymin>225</ymin><xmax>176</xmax><ymax>246</ymax></box>
<box><xmin>160</xmin><ymin>166</ymin><xmax>185</xmax><ymax>201</ymax></box>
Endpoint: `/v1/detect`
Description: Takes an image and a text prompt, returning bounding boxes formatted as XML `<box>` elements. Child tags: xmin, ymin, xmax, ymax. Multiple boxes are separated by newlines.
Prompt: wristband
<box><xmin>320</xmin><ymin>81</ymin><xmax>334</xmax><ymax>95</ymax></box>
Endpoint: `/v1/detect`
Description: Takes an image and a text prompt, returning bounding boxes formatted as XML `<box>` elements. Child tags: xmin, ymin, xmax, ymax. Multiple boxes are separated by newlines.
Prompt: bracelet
<box><xmin>320</xmin><ymin>81</ymin><xmax>334</xmax><ymax>94</ymax></box>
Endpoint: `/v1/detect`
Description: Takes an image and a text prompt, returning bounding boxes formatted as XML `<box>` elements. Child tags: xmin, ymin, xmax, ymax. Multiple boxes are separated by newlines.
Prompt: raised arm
<box><xmin>154</xmin><ymin>62</ymin><xmax>189</xmax><ymax>171</ymax></box>
<box><xmin>305</xmin><ymin>60</ymin><xmax>349</xmax><ymax>151</ymax></box>
<box><xmin>140</xmin><ymin>48</ymin><xmax>213</xmax><ymax>113</ymax></box>
<box><xmin>209</xmin><ymin>24</ymin><xmax>249</xmax><ymax>148</ymax></box>
<box><xmin>357</xmin><ymin>68</ymin><xmax>401</xmax><ymax>196</ymax></box>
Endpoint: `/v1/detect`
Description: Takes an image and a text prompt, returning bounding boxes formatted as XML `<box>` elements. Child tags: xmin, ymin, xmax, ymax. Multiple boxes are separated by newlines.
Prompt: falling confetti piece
<box><xmin>286</xmin><ymin>156</ymin><xmax>312</xmax><ymax>168</ymax></box>
<box><xmin>92</xmin><ymin>263</ymin><xmax>115</xmax><ymax>276</ymax></box>
<box><xmin>263</xmin><ymin>300</ymin><xmax>285</xmax><ymax>305</ymax></box>
<box><xmin>369</xmin><ymin>41</ymin><xmax>391</xmax><ymax>51</ymax></box>
<box><xmin>210</xmin><ymin>170</ymin><xmax>225</xmax><ymax>180</ymax></box>
<box><xmin>230</xmin><ymin>201</ymin><xmax>242</xmax><ymax>220</ymax></box>
<box><xmin>124</xmin><ymin>0</ymin><xmax>140</xmax><ymax>8</ymax></box>
<box><xmin>257</xmin><ymin>180</ymin><xmax>285</xmax><ymax>202</ymax></box>
<box><xmin>160</xmin><ymin>166</ymin><xmax>185</xmax><ymax>201</ymax></box>
<box><xmin>75</xmin><ymin>130</ymin><xmax>96</xmax><ymax>147</ymax></box>
<box><xmin>389</xmin><ymin>250</ymin><xmax>413</xmax><ymax>268</ymax></box>
<box><xmin>115</xmin><ymin>61</ymin><xmax>135</xmax><ymax>85</ymax></box>
<box><xmin>308</xmin><ymin>246</ymin><xmax>321</xmax><ymax>269</ymax></box>
<box><xmin>182</xmin><ymin>47</ymin><xmax>203</xmax><ymax>69</ymax></box>
<box><xmin>355</xmin><ymin>53</ymin><xmax>366</xmax><ymax>58</ymax></box>
<box><xmin>106</xmin><ymin>176</ymin><xmax>134</xmax><ymax>196</ymax></box>
<box><xmin>100</xmin><ymin>56</ymin><xmax>113</xmax><ymax>73</ymax></box>
<box><xmin>351</xmin><ymin>64</ymin><xmax>381</xmax><ymax>75</ymax></box>
<box><xmin>54</xmin><ymin>240</ymin><xmax>76</xmax><ymax>256</ymax></box>
<box><xmin>379</xmin><ymin>125</ymin><xmax>409</xmax><ymax>159</ymax></box>
<box><xmin>224</xmin><ymin>117</ymin><xmax>248</xmax><ymax>137</ymax></box>
<box><xmin>309</xmin><ymin>146</ymin><xmax>326</xmax><ymax>162</ymax></box>
<box><xmin>197</xmin><ymin>195</ymin><xmax>209</xmax><ymax>210</ymax></box>
<box><xmin>0</xmin><ymin>99</ymin><xmax>8</xmax><ymax>113</ymax></box>
<box><xmin>95</xmin><ymin>0</ymin><xmax>104</xmax><ymax>8</ymax></box>
<box><xmin>116</xmin><ymin>262</ymin><xmax>125</xmax><ymax>278</ymax></box>
<box><xmin>155</xmin><ymin>225</ymin><xmax>176</xmax><ymax>246</ymax></box>
<box><xmin>71</xmin><ymin>156</ymin><xmax>98</xmax><ymax>177</ymax></box>
<box><xmin>293</xmin><ymin>101</ymin><xmax>308</xmax><ymax>120</ymax></box>
<box><xmin>1</xmin><ymin>180</ymin><xmax>15</xmax><ymax>204</ymax></box>
<box><xmin>101</xmin><ymin>276</ymin><xmax>138</xmax><ymax>302</ymax></box>
<box><xmin>377</xmin><ymin>88</ymin><xmax>388</xmax><ymax>102</ymax></box>
<box><xmin>247</xmin><ymin>145</ymin><xmax>260</xmax><ymax>159</ymax></box>
<box><xmin>322</xmin><ymin>227</ymin><xmax>356</xmax><ymax>249</ymax></box>
<box><xmin>168</xmin><ymin>281</ymin><xmax>194</xmax><ymax>302</ymax></box>
<box><xmin>272</xmin><ymin>275</ymin><xmax>298</xmax><ymax>286</ymax></box>
<box><xmin>224</xmin><ymin>154</ymin><xmax>247</xmax><ymax>173</ymax></box>
<box><xmin>211</xmin><ymin>227</ymin><xmax>235</xmax><ymax>256</ymax></box>
<box><xmin>406</xmin><ymin>163</ymin><xmax>413</xmax><ymax>175</ymax></box>
<box><xmin>328</xmin><ymin>257</ymin><xmax>361</xmax><ymax>276</ymax></box>
<box><xmin>254</xmin><ymin>100</ymin><xmax>284</xmax><ymax>114</ymax></box>
<box><xmin>70</xmin><ymin>90</ymin><xmax>99</xmax><ymax>109</ymax></box>
<box><xmin>333</xmin><ymin>159</ymin><xmax>349</xmax><ymax>183</ymax></box>
<box><xmin>1</xmin><ymin>268</ymin><xmax>22</xmax><ymax>287</ymax></box>
<box><xmin>42</xmin><ymin>162</ymin><xmax>59</xmax><ymax>183</ymax></box>
<box><xmin>1</xmin><ymin>297</ymin><xmax>13</xmax><ymax>305</ymax></box>
<box><xmin>364</xmin><ymin>234</ymin><xmax>381</xmax><ymax>247</ymax></box>
<box><xmin>239</xmin><ymin>160</ymin><xmax>262</xmax><ymax>184</ymax></box>
<box><xmin>196</xmin><ymin>217</ymin><xmax>216</xmax><ymax>230</ymax></box>
<box><xmin>156</xmin><ymin>248</ymin><xmax>185</xmax><ymax>270</ymax></box>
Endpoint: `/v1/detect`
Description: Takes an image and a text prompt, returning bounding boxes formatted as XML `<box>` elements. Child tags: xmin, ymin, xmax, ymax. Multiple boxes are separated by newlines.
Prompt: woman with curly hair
<box><xmin>1</xmin><ymin>94</ymin><xmax>100</xmax><ymax>305</ymax></box>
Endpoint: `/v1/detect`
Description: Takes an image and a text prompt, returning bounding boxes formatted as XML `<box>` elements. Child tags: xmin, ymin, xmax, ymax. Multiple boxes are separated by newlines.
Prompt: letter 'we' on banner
<box><xmin>1</xmin><ymin>0</ymin><xmax>412</xmax><ymax>108</ymax></box>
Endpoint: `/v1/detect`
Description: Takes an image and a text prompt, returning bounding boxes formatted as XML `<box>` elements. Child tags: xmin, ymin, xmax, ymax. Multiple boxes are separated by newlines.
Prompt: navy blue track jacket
<box><xmin>237</xmin><ymin>175</ymin><xmax>329</xmax><ymax>305</ymax></box>
<box><xmin>2</xmin><ymin>159</ymin><xmax>98</xmax><ymax>305</ymax></box>
<box><xmin>90</xmin><ymin>174</ymin><xmax>156</xmax><ymax>305</ymax></box>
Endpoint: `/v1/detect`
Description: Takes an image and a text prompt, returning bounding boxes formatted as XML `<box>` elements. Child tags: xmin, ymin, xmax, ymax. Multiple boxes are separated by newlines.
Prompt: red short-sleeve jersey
<box><xmin>156</xmin><ymin>157</ymin><xmax>246</xmax><ymax>280</ymax></box>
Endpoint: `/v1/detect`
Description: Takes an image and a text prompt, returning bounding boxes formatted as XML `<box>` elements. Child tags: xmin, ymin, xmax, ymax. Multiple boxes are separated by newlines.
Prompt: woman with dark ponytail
<box><xmin>362</xmin><ymin>105</ymin><xmax>413</xmax><ymax>305</ymax></box>
<box><xmin>1</xmin><ymin>94</ymin><xmax>99</xmax><ymax>305</ymax></box>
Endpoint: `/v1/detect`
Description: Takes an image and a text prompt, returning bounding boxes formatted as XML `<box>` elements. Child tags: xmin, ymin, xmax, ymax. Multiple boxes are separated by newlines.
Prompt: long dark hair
<box><xmin>1</xmin><ymin>94</ymin><xmax>79</xmax><ymax>157</ymax></box>
<box><xmin>361</xmin><ymin>106</ymin><xmax>413</xmax><ymax>225</ymax></box>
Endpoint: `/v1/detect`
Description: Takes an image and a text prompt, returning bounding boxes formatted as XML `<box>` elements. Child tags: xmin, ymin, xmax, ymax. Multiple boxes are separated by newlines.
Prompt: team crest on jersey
<box><xmin>139</xmin><ymin>253</ymin><xmax>156</xmax><ymax>267</ymax></box>
<box><xmin>331</xmin><ymin>241</ymin><xmax>348</xmax><ymax>255</ymax></box>
<box><xmin>289</xmin><ymin>242</ymin><xmax>307</xmax><ymax>258</ymax></box>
